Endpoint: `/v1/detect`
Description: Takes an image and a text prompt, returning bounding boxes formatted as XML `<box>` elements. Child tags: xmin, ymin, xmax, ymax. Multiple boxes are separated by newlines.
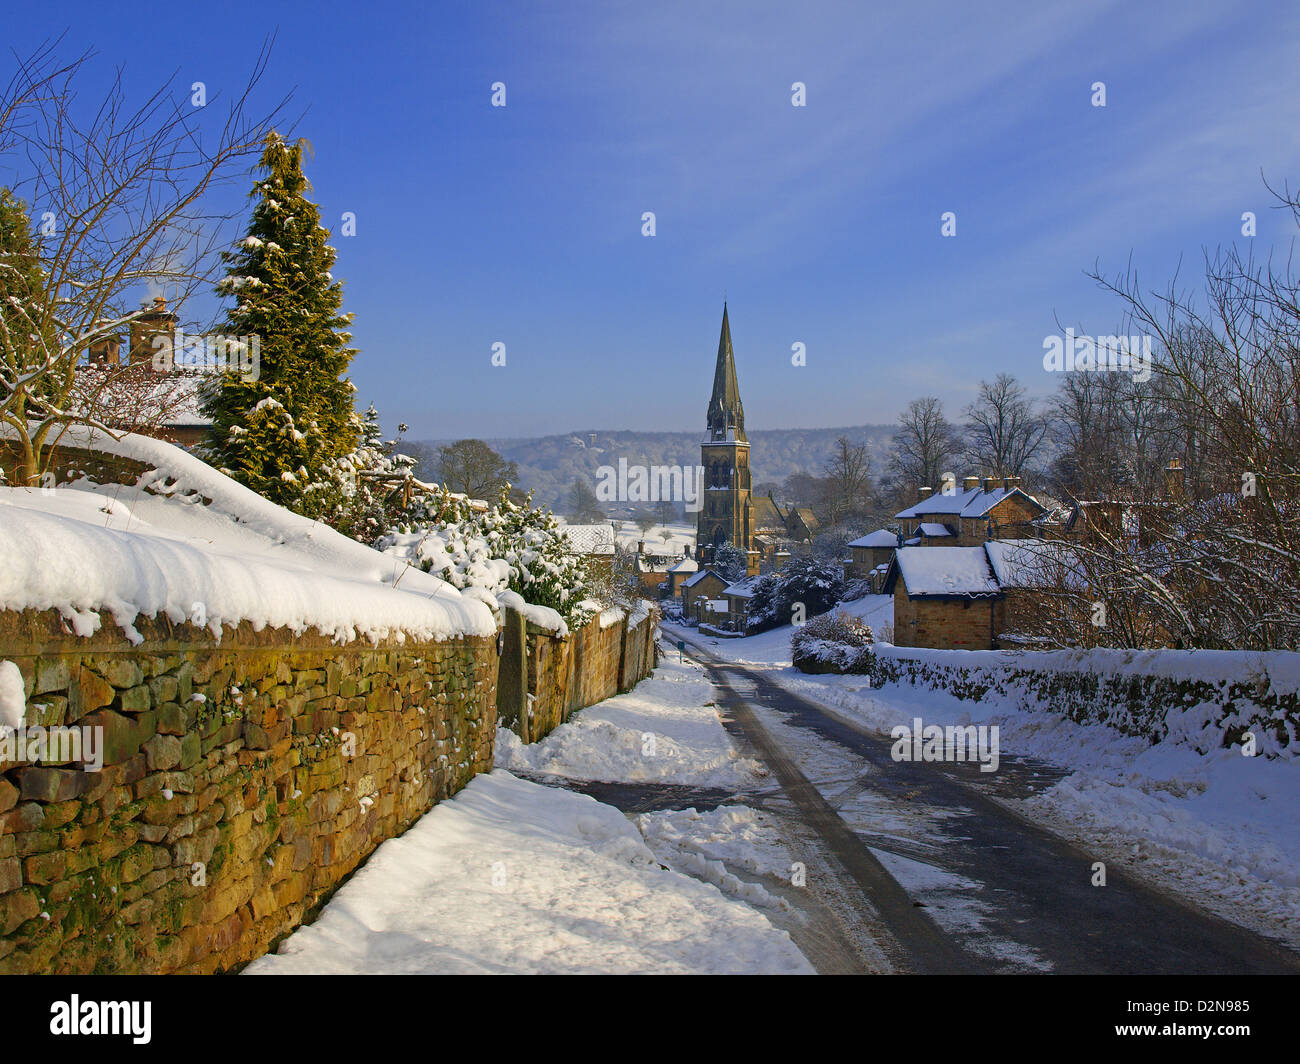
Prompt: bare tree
<box><xmin>821</xmin><ymin>435</ymin><xmax>872</xmax><ymax>526</ymax></box>
<box><xmin>1020</xmin><ymin>178</ymin><xmax>1300</xmax><ymax>651</ymax></box>
<box><xmin>888</xmin><ymin>396</ymin><xmax>960</xmax><ymax>492</ymax></box>
<box><xmin>435</xmin><ymin>438</ymin><xmax>518</xmax><ymax>499</ymax></box>
<box><xmin>0</xmin><ymin>37</ymin><xmax>287</xmax><ymax>484</ymax></box>
<box><xmin>962</xmin><ymin>373</ymin><xmax>1047</xmax><ymax>477</ymax></box>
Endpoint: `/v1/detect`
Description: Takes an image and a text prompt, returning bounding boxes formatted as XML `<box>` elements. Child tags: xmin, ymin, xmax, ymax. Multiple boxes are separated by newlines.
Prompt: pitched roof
<box><xmin>562</xmin><ymin>523</ymin><xmax>616</xmax><ymax>554</ymax></box>
<box><xmin>723</xmin><ymin>575</ymin><xmax>761</xmax><ymax>598</ymax></box>
<box><xmin>918</xmin><ymin>522</ymin><xmax>954</xmax><ymax>537</ymax></box>
<box><xmin>683</xmin><ymin>568</ymin><xmax>724</xmax><ymax>588</ymax></box>
<box><xmin>751</xmin><ymin>494</ymin><xmax>784</xmax><ymax>531</ymax></box>
<box><xmin>984</xmin><ymin>539</ymin><xmax>1084</xmax><ymax>589</ymax></box>
<box><xmin>885</xmin><ymin>546</ymin><xmax>1000</xmax><ymax>598</ymax></box>
<box><xmin>667</xmin><ymin>556</ymin><xmax>699</xmax><ymax>573</ymax></box>
<box><xmin>895</xmin><ymin>485</ymin><xmax>1044</xmax><ymax>520</ymax></box>
<box><xmin>848</xmin><ymin>529</ymin><xmax>900</xmax><ymax>549</ymax></box>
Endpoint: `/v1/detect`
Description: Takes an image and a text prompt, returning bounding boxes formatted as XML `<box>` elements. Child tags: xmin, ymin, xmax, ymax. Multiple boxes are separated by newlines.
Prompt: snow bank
<box><xmin>244</xmin><ymin>772</ymin><xmax>810</xmax><ymax>975</ymax></box>
<box><xmin>0</xmin><ymin>661</ymin><xmax>25</xmax><ymax>731</ymax></box>
<box><xmin>0</xmin><ymin>427</ymin><xmax>495</xmax><ymax>642</ymax></box>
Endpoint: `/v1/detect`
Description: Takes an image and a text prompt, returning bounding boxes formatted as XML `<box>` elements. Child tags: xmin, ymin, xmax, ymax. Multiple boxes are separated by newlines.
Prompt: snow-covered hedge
<box><xmin>790</xmin><ymin>610</ymin><xmax>875</xmax><ymax>673</ymax></box>
<box><xmin>377</xmin><ymin>489</ymin><xmax>596</xmax><ymax>629</ymax></box>
<box><xmin>803</xmin><ymin>643</ymin><xmax>1300</xmax><ymax>759</ymax></box>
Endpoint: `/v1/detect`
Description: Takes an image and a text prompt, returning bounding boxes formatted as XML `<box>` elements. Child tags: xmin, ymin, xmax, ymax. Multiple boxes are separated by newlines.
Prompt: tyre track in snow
<box><xmin>676</xmin><ymin>631</ymin><xmax>1300</xmax><ymax>975</ymax></box>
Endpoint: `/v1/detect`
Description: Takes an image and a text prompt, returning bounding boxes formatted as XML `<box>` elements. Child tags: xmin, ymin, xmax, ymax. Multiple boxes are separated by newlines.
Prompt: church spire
<box><xmin>706</xmin><ymin>302</ymin><xmax>746</xmax><ymax>442</ymax></box>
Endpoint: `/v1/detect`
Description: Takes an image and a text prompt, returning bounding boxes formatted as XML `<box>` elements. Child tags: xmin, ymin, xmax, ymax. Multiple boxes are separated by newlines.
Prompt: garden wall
<box><xmin>500</xmin><ymin>605</ymin><xmax>658</xmax><ymax>743</ymax></box>
<box><xmin>0</xmin><ymin>607</ymin><xmax>498</xmax><ymax>974</ymax></box>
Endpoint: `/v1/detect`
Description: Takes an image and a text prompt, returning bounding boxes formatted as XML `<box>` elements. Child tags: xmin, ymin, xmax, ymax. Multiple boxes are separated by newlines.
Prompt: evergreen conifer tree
<box><xmin>200</xmin><ymin>133</ymin><xmax>358</xmax><ymax>514</ymax></box>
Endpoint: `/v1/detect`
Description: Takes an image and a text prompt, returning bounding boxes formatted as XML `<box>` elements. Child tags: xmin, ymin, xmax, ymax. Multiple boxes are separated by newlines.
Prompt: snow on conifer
<box><xmin>200</xmin><ymin>133</ymin><xmax>358</xmax><ymax>517</ymax></box>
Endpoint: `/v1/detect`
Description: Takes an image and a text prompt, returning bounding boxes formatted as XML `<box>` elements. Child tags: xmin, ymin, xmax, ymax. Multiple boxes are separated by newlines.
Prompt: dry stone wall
<box><xmin>0</xmin><ymin>599</ymin><xmax>660</xmax><ymax>973</ymax></box>
<box><xmin>515</xmin><ymin>607</ymin><xmax>659</xmax><ymax>744</ymax></box>
<box><xmin>0</xmin><ymin>608</ymin><xmax>497</xmax><ymax>974</ymax></box>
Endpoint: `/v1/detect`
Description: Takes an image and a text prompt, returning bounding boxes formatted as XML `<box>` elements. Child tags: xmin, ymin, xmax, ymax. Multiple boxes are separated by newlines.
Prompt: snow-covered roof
<box><xmin>72</xmin><ymin>367</ymin><xmax>212</xmax><ymax>429</ymax></box>
<box><xmin>723</xmin><ymin>575</ymin><xmax>761</xmax><ymax>598</ymax></box>
<box><xmin>889</xmin><ymin>546</ymin><xmax>1000</xmax><ymax>598</ymax></box>
<box><xmin>895</xmin><ymin>485</ymin><xmax>1042</xmax><ymax>521</ymax></box>
<box><xmin>667</xmin><ymin>557</ymin><xmax>699</xmax><ymax>573</ymax></box>
<box><xmin>984</xmin><ymin>539</ymin><xmax>1083</xmax><ymax>589</ymax></box>
<box><xmin>682</xmin><ymin>568</ymin><xmax>723</xmax><ymax>589</ymax></box>
<box><xmin>918</xmin><ymin>522</ymin><xmax>954</xmax><ymax>537</ymax></box>
<box><xmin>848</xmin><ymin>529</ymin><xmax>899</xmax><ymax>549</ymax></box>
<box><xmin>562</xmin><ymin>523</ymin><xmax>616</xmax><ymax>555</ymax></box>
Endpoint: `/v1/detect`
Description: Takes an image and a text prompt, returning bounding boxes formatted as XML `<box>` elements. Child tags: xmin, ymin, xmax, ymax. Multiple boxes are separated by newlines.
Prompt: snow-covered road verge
<box><xmin>245</xmin><ymin>771</ymin><xmax>811</xmax><ymax>974</ymax></box>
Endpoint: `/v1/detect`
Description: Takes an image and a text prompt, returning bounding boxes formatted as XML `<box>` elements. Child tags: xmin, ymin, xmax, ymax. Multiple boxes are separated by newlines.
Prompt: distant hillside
<box><xmin>413</xmin><ymin>426</ymin><xmax>897</xmax><ymax>513</ymax></box>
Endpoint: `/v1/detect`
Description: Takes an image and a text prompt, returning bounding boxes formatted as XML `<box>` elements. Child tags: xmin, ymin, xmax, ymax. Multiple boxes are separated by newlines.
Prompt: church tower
<box><xmin>697</xmin><ymin>304</ymin><xmax>755</xmax><ymax>571</ymax></box>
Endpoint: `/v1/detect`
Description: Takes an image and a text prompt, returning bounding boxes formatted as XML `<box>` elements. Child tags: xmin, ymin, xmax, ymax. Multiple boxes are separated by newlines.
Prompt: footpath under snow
<box><xmin>494</xmin><ymin>654</ymin><xmax>765</xmax><ymax>788</ymax></box>
<box><xmin>249</xmin><ymin>656</ymin><xmax>811</xmax><ymax>974</ymax></box>
<box><xmin>245</xmin><ymin>771</ymin><xmax>808</xmax><ymax>975</ymax></box>
<box><xmin>677</xmin><ymin>599</ymin><xmax>1300</xmax><ymax>951</ymax></box>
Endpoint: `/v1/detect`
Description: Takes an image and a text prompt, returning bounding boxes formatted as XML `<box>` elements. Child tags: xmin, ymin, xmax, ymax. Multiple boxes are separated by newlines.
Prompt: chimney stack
<box><xmin>129</xmin><ymin>296</ymin><xmax>178</xmax><ymax>371</ymax></box>
<box><xmin>87</xmin><ymin>320</ymin><xmax>121</xmax><ymax>367</ymax></box>
<box><xmin>962</xmin><ymin>475</ymin><xmax>980</xmax><ymax>492</ymax></box>
<box><xmin>918</xmin><ymin>486</ymin><xmax>933</xmax><ymax>502</ymax></box>
<box><xmin>637</xmin><ymin>540</ymin><xmax>646</xmax><ymax>555</ymax></box>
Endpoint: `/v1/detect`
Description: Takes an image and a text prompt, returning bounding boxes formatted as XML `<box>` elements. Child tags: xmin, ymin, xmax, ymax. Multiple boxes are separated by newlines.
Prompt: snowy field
<box><xmin>611</xmin><ymin>521</ymin><xmax>694</xmax><ymax>556</ymax></box>
<box><xmin>252</xmin><ymin>658</ymin><xmax>813</xmax><ymax>974</ymax></box>
<box><xmin>680</xmin><ymin>599</ymin><xmax>1300</xmax><ymax>952</ymax></box>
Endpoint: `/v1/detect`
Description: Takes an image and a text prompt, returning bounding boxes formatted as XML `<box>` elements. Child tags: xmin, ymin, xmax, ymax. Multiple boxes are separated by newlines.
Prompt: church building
<box><xmin>696</xmin><ymin>305</ymin><xmax>818</xmax><ymax>575</ymax></box>
<box><xmin>696</xmin><ymin>304</ymin><xmax>756</xmax><ymax>572</ymax></box>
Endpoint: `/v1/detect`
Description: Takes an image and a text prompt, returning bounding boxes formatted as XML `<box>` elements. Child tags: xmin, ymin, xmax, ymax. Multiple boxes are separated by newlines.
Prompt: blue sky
<box><xmin>9</xmin><ymin>0</ymin><xmax>1300</xmax><ymax>438</ymax></box>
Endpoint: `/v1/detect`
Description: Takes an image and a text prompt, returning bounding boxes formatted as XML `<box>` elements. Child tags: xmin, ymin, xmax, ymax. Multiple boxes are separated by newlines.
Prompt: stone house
<box><xmin>80</xmin><ymin>297</ymin><xmax>211</xmax><ymax>449</ymax></box>
<box><xmin>666</xmin><ymin>552</ymin><xmax>699</xmax><ymax>597</ymax></box>
<box><xmin>895</xmin><ymin>476</ymin><xmax>1045</xmax><ymax>546</ymax></box>
<box><xmin>562</xmin><ymin>522</ymin><xmax>617</xmax><ymax>578</ymax></box>
<box><xmin>681</xmin><ymin>569</ymin><xmax>728</xmax><ymax>621</ymax></box>
<box><xmin>718</xmin><ymin>574</ymin><xmax>762</xmax><ymax>632</ymax></box>
<box><xmin>883</xmin><ymin>539</ymin><xmax>1076</xmax><ymax>650</ymax></box>
<box><xmin>883</xmin><ymin>546</ymin><xmax>1002</xmax><ymax>650</ymax></box>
